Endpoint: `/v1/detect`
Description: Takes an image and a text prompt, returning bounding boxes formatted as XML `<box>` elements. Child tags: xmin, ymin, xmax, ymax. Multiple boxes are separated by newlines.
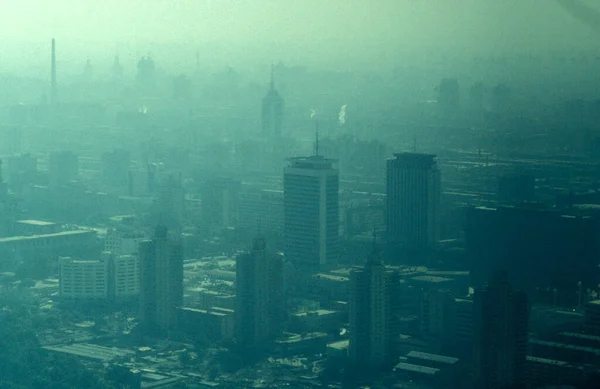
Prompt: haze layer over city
<box><xmin>1</xmin><ymin>1</ymin><xmax>600</xmax><ymax>389</ymax></box>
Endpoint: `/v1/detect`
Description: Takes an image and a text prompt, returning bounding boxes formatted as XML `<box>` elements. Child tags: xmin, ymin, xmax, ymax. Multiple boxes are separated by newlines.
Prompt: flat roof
<box><xmin>43</xmin><ymin>343</ymin><xmax>134</xmax><ymax>362</ymax></box>
<box><xmin>327</xmin><ymin>340</ymin><xmax>349</xmax><ymax>350</ymax></box>
<box><xmin>411</xmin><ymin>275</ymin><xmax>453</xmax><ymax>283</ymax></box>
<box><xmin>16</xmin><ymin>220</ymin><xmax>56</xmax><ymax>226</ymax></box>
<box><xmin>406</xmin><ymin>351</ymin><xmax>459</xmax><ymax>365</ymax></box>
<box><xmin>394</xmin><ymin>362</ymin><xmax>439</xmax><ymax>375</ymax></box>
<box><xmin>0</xmin><ymin>229</ymin><xmax>94</xmax><ymax>243</ymax></box>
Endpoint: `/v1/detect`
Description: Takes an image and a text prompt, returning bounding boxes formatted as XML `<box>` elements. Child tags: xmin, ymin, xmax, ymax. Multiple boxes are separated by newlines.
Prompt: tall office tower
<box><xmin>284</xmin><ymin>155</ymin><xmax>339</xmax><ymax>268</ymax></box>
<box><xmin>261</xmin><ymin>65</ymin><xmax>284</xmax><ymax>137</ymax></box>
<box><xmin>386</xmin><ymin>153</ymin><xmax>441</xmax><ymax>249</ymax></box>
<box><xmin>348</xmin><ymin>246</ymin><xmax>401</xmax><ymax>367</ymax></box>
<box><xmin>50</xmin><ymin>38</ymin><xmax>57</xmax><ymax>105</ymax></box>
<box><xmin>139</xmin><ymin>226</ymin><xmax>183</xmax><ymax>334</ymax></box>
<box><xmin>235</xmin><ymin>236</ymin><xmax>284</xmax><ymax>351</ymax></box>
<box><xmin>473</xmin><ymin>271</ymin><xmax>528</xmax><ymax>389</ymax></box>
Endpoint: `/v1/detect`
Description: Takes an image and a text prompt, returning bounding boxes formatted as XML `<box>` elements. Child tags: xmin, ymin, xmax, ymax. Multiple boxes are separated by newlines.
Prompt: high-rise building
<box><xmin>235</xmin><ymin>236</ymin><xmax>283</xmax><ymax>351</ymax></box>
<box><xmin>348</xmin><ymin>246</ymin><xmax>401</xmax><ymax>367</ymax></box>
<box><xmin>386</xmin><ymin>153</ymin><xmax>441</xmax><ymax>249</ymax></box>
<box><xmin>473</xmin><ymin>271</ymin><xmax>528</xmax><ymax>389</ymax></box>
<box><xmin>139</xmin><ymin>226</ymin><xmax>183</xmax><ymax>334</ymax></box>
<box><xmin>261</xmin><ymin>65</ymin><xmax>284</xmax><ymax>137</ymax></box>
<box><xmin>284</xmin><ymin>155</ymin><xmax>339</xmax><ymax>267</ymax></box>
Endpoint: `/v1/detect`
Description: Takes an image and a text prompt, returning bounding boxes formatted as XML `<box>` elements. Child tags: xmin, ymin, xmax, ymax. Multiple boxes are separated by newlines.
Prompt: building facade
<box><xmin>386</xmin><ymin>153</ymin><xmax>441</xmax><ymax>249</ymax></box>
<box><xmin>349</xmin><ymin>249</ymin><xmax>401</xmax><ymax>367</ymax></box>
<box><xmin>235</xmin><ymin>237</ymin><xmax>284</xmax><ymax>350</ymax></box>
<box><xmin>473</xmin><ymin>271</ymin><xmax>528</xmax><ymax>389</ymax></box>
<box><xmin>139</xmin><ymin>226</ymin><xmax>184</xmax><ymax>333</ymax></box>
<box><xmin>284</xmin><ymin>156</ymin><xmax>339</xmax><ymax>267</ymax></box>
<box><xmin>59</xmin><ymin>257</ymin><xmax>108</xmax><ymax>300</ymax></box>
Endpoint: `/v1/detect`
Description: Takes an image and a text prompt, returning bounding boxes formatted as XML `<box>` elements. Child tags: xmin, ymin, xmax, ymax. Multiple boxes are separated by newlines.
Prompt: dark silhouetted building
<box><xmin>473</xmin><ymin>271</ymin><xmax>528</xmax><ymax>389</ymax></box>
<box><xmin>235</xmin><ymin>236</ymin><xmax>284</xmax><ymax>351</ymax></box>
<box><xmin>386</xmin><ymin>153</ymin><xmax>441</xmax><ymax>249</ymax></box>
<box><xmin>261</xmin><ymin>66</ymin><xmax>284</xmax><ymax>137</ymax></box>
<box><xmin>284</xmin><ymin>156</ymin><xmax>339</xmax><ymax>267</ymax></box>
<box><xmin>498</xmin><ymin>173</ymin><xmax>535</xmax><ymax>203</ymax></box>
<box><xmin>139</xmin><ymin>226</ymin><xmax>183</xmax><ymax>334</ymax></box>
<box><xmin>437</xmin><ymin>78</ymin><xmax>459</xmax><ymax>112</ymax></box>
<box><xmin>349</xmin><ymin>245</ymin><xmax>401</xmax><ymax>367</ymax></box>
<box><xmin>465</xmin><ymin>204</ymin><xmax>600</xmax><ymax>294</ymax></box>
<box><xmin>136</xmin><ymin>55</ymin><xmax>155</xmax><ymax>94</ymax></box>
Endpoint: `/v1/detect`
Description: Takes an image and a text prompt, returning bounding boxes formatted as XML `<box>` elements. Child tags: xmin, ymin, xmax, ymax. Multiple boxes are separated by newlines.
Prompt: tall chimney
<box><xmin>51</xmin><ymin>38</ymin><xmax>57</xmax><ymax>105</ymax></box>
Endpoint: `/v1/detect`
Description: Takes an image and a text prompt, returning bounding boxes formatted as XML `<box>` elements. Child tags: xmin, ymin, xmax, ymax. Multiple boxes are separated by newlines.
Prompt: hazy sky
<box><xmin>1</xmin><ymin>0</ymin><xmax>598</xmax><ymax>72</ymax></box>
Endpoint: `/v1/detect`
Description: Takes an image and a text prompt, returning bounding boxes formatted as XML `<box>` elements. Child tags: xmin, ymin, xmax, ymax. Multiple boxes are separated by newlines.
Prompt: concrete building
<box><xmin>59</xmin><ymin>257</ymin><xmax>108</xmax><ymax>300</ymax></box>
<box><xmin>0</xmin><ymin>229</ymin><xmax>98</xmax><ymax>270</ymax></box>
<box><xmin>108</xmin><ymin>254</ymin><xmax>139</xmax><ymax>300</ymax></box>
<box><xmin>59</xmin><ymin>253</ymin><xmax>139</xmax><ymax>301</ymax></box>
<box><xmin>104</xmin><ymin>228</ymin><xmax>144</xmax><ymax>256</ymax></box>
<box><xmin>349</xmin><ymin>247</ymin><xmax>402</xmax><ymax>367</ymax></box>
<box><xmin>235</xmin><ymin>236</ymin><xmax>284</xmax><ymax>350</ymax></box>
<box><xmin>284</xmin><ymin>156</ymin><xmax>339</xmax><ymax>267</ymax></box>
<box><xmin>139</xmin><ymin>226</ymin><xmax>184</xmax><ymax>333</ymax></box>
<box><xmin>473</xmin><ymin>271</ymin><xmax>528</xmax><ymax>389</ymax></box>
<box><xmin>386</xmin><ymin>153</ymin><xmax>441</xmax><ymax>249</ymax></box>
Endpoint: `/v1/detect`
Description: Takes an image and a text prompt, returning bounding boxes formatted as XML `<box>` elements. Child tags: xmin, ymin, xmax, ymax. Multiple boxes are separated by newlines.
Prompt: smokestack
<box><xmin>51</xmin><ymin>38</ymin><xmax>57</xmax><ymax>105</ymax></box>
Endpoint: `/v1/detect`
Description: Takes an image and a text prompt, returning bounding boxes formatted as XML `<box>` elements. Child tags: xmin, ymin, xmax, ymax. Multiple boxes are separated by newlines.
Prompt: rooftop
<box><xmin>0</xmin><ymin>229</ymin><xmax>94</xmax><ymax>243</ymax></box>
<box><xmin>16</xmin><ymin>219</ymin><xmax>56</xmax><ymax>226</ymax></box>
<box><xmin>406</xmin><ymin>351</ymin><xmax>459</xmax><ymax>365</ymax></box>
<box><xmin>394</xmin><ymin>362</ymin><xmax>440</xmax><ymax>376</ymax></box>
<box><xmin>42</xmin><ymin>343</ymin><xmax>134</xmax><ymax>362</ymax></box>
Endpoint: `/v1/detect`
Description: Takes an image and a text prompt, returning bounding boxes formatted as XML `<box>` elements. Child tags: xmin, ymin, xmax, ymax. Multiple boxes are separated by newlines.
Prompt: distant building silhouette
<box><xmin>136</xmin><ymin>55</ymin><xmax>156</xmax><ymax>94</ymax></box>
<box><xmin>112</xmin><ymin>55</ymin><xmax>123</xmax><ymax>80</ymax></box>
<box><xmin>284</xmin><ymin>155</ymin><xmax>339</xmax><ymax>267</ymax></box>
<box><xmin>235</xmin><ymin>236</ymin><xmax>284</xmax><ymax>351</ymax></box>
<box><xmin>386</xmin><ymin>153</ymin><xmax>441</xmax><ymax>249</ymax></box>
<box><xmin>348</xmin><ymin>243</ymin><xmax>401</xmax><ymax>367</ymax></box>
<box><xmin>139</xmin><ymin>226</ymin><xmax>183</xmax><ymax>334</ymax></box>
<box><xmin>473</xmin><ymin>271</ymin><xmax>528</xmax><ymax>389</ymax></box>
<box><xmin>261</xmin><ymin>65</ymin><xmax>284</xmax><ymax>137</ymax></box>
<box><xmin>48</xmin><ymin>151</ymin><xmax>78</xmax><ymax>186</ymax></box>
<box><xmin>437</xmin><ymin>78</ymin><xmax>459</xmax><ymax>112</ymax></box>
<box><xmin>465</xmin><ymin>204</ymin><xmax>600</xmax><ymax>294</ymax></box>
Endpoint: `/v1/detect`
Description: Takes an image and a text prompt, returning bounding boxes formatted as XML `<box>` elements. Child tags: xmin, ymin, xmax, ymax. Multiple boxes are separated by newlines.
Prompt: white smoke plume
<box><xmin>338</xmin><ymin>104</ymin><xmax>347</xmax><ymax>125</ymax></box>
<box><xmin>310</xmin><ymin>109</ymin><xmax>317</xmax><ymax>119</ymax></box>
